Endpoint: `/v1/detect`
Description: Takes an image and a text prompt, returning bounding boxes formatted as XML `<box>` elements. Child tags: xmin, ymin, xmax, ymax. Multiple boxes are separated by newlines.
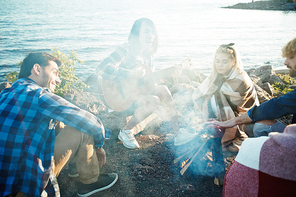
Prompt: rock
<box><xmin>289</xmin><ymin>85</ymin><xmax>296</xmax><ymax>89</ymax></box>
<box><xmin>250</xmin><ymin>76</ymin><xmax>273</xmax><ymax>103</ymax></box>
<box><xmin>192</xmin><ymin>69</ymin><xmax>207</xmax><ymax>83</ymax></box>
<box><xmin>249</xmin><ymin>75</ymin><xmax>260</xmax><ymax>84</ymax></box>
<box><xmin>260</xmin><ymin>82</ymin><xmax>274</xmax><ymax>97</ymax></box>
<box><xmin>182</xmin><ymin>68</ymin><xmax>206</xmax><ymax>83</ymax></box>
<box><xmin>269</xmin><ymin>74</ymin><xmax>283</xmax><ymax>85</ymax></box>
<box><xmin>274</xmin><ymin>66</ymin><xmax>289</xmax><ymax>74</ymax></box>
<box><xmin>223</xmin><ymin>1</ymin><xmax>296</xmax><ymax>11</ymax></box>
<box><xmin>250</xmin><ymin>65</ymin><xmax>275</xmax><ymax>83</ymax></box>
<box><xmin>177</xmin><ymin>75</ymin><xmax>191</xmax><ymax>84</ymax></box>
<box><xmin>248</xmin><ymin>65</ymin><xmax>282</xmax><ymax>93</ymax></box>
<box><xmin>254</xmin><ymin>83</ymin><xmax>273</xmax><ymax>104</ymax></box>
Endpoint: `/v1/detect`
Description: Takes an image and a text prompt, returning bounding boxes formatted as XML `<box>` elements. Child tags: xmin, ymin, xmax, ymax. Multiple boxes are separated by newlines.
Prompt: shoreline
<box><xmin>223</xmin><ymin>0</ymin><xmax>296</xmax><ymax>11</ymax></box>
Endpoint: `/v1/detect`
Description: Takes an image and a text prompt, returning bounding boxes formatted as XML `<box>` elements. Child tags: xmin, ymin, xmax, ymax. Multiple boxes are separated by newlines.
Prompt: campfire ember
<box><xmin>181</xmin><ymin>158</ymin><xmax>190</xmax><ymax>168</ymax></box>
<box><xmin>180</xmin><ymin>137</ymin><xmax>210</xmax><ymax>175</ymax></box>
<box><xmin>174</xmin><ymin>125</ymin><xmax>226</xmax><ymax>181</ymax></box>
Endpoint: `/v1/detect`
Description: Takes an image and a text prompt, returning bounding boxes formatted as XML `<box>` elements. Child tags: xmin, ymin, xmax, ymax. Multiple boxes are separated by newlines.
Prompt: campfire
<box><xmin>181</xmin><ymin>158</ymin><xmax>190</xmax><ymax>168</ymax></box>
<box><xmin>174</xmin><ymin>124</ymin><xmax>225</xmax><ymax>186</ymax></box>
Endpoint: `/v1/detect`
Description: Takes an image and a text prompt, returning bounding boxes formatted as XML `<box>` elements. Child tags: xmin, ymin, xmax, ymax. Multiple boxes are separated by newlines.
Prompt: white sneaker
<box><xmin>118</xmin><ymin>129</ymin><xmax>140</xmax><ymax>149</ymax></box>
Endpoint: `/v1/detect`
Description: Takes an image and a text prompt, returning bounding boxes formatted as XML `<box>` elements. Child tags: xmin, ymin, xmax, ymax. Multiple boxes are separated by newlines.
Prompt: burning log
<box><xmin>173</xmin><ymin>145</ymin><xmax>201</xmax><ymax>165</ymax></box>
<box><xmin>180</xmin><ymin>137</ymin><xmax>210</xmax><ymax>175</ymax></box>
<box><xmin>175</xmin><ymin>126</ymin><xmax>226</xmax><ymax>184</ymax></box>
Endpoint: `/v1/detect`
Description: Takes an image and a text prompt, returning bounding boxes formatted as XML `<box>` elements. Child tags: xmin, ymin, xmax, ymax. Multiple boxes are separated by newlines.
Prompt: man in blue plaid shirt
<box><xmin>0</xmin><ymin>52</ymin><xmax>118</xmax><ymax>197</ymax></box>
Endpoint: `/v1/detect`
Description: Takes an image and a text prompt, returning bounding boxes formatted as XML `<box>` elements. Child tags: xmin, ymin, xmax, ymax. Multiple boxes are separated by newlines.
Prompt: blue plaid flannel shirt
<box><xmin>248</xmin><ymin>89</ymin><xmax>296</xmax><ymax>122</ymax></box>
<box><xmin>0</xmin><ymin>78</ymin><xmax>109</xmax><ymax>196</ymax></box>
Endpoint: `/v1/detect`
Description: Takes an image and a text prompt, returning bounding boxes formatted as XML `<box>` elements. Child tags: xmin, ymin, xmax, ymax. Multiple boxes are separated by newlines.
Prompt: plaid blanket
<box><xmin>223</xmin><ymin>124</ymin><xmax>296</xmax><ymax>197</ymax></box>
<box><xmin>193</xmin><ymin>67</ymin><xmax>258</xmax><ymax>144</ymax></box>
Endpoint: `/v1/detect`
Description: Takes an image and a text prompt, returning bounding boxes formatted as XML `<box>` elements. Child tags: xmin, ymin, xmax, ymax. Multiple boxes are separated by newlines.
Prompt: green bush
<box><xmin>5</xmin><ymin>48</ymin><xmax>88</xmax><ymax>97</ymax></box>
<box><xmin>272</xmin><ymin>74</ymin><xmax>296</xmax><ymax>96</ymax></box>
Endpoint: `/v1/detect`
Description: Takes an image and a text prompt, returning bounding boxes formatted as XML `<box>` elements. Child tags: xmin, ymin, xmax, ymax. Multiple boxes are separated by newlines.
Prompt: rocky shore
<box><xmin>223</xmin><ymin>0</ymin><xmax>296</xmax><ymax>11</ymax></box>
<box><xmin>0</xmin><ymin>64</ymin><xmax>293</xmax><ymax>196</ymax></box>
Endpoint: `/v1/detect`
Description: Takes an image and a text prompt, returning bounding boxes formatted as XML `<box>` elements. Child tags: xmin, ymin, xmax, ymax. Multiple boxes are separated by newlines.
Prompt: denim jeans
<box><xmin>53</xmin><ymin>126</ymin><xmax>100</xmax><ymax>184</ymax></box>
<box><xmin>253</xmin><ymin>121</ymin><xmax>286</xmax><ymax>137</ymax></box>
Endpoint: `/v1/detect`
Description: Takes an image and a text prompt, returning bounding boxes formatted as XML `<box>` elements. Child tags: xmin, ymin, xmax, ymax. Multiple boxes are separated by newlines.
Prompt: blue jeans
<box><xmin>253</xmin><ymin>121</ymin><xmax>286</xmax><ymax>137</ymax></box>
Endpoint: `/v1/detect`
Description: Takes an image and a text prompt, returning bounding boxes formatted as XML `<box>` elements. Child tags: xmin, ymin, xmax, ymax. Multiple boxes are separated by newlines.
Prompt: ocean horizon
<box><xmin>1</xmin><ymin>0</ymin><xmax>296</xmax><ymax>82</ymax></box>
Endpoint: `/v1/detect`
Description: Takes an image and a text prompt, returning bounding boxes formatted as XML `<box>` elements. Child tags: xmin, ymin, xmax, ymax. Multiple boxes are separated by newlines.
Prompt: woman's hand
<box><xmin>95</xmin><ymin>147</ymin><xmax>106</xmax><ymax>168</ymax></box>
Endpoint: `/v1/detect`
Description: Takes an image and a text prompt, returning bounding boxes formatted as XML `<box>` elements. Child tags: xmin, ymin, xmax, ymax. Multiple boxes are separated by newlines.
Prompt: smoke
<box><xmin>169</xmin><ymin>86</ymin><xmax>225</xmax><ymax>178</ymax></box>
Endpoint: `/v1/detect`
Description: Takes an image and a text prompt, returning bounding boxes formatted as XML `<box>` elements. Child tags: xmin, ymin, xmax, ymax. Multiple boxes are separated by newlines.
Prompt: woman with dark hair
<box><xmin>96</xmin><ymin>18</ymin><xmax>181</xmax><ymax>149</ymax></box>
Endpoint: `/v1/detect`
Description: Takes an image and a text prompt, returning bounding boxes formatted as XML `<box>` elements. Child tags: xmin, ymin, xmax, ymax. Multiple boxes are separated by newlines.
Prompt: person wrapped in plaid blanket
<box><xmin>192</xmin><ymin>43</ymin><xmax>259</xmax><ymax>152</ymax></box>
<box><xmin>223</xmin><ymin>124</ymin><xmax>296</xmax><ymax>197</ymax></box>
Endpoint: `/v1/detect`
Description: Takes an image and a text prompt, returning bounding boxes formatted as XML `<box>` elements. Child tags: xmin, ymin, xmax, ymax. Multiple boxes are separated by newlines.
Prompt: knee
<box><xmin>253</xmin><ymin>123</ymin><xmax>271</xmax><ymax>137</ymax></box>
<box><xmin>61</xmin><ymin>126</ymin><xmax>94</xmax><ymax>145</ymax></box>
<box><xmin>154</xmin><ymin>85</ymin><xmax>172</xmax><ymax>98</ymax></box>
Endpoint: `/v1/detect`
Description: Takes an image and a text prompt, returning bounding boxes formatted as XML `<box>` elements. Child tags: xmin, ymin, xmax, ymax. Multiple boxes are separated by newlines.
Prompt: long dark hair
<box><xmin>128</xmin><ymin>18</ymin><xmax>159</xmax><ymax>56</ymax></box>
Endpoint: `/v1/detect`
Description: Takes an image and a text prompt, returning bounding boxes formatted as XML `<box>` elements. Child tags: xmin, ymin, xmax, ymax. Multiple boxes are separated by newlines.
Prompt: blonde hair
<box><xmin>282</xmin><ymin>37</ymin><xmax>296</xmax><ymax>58</ymax></box>
<box><xmin>214</xmin><ymin>43</ymin><xmax>244</xmax><ymax>73</ymax></box>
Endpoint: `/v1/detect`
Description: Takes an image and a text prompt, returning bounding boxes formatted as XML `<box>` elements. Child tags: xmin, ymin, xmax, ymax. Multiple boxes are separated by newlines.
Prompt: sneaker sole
<box><xmin>118</xmin><ymin>134</ymin><xmax>139</xmax><ymax>149</ymax></box>
<box><xmin>77</xmin><ymin>173</ymin><xmax>118</xmax><ymax>197</ymax></box>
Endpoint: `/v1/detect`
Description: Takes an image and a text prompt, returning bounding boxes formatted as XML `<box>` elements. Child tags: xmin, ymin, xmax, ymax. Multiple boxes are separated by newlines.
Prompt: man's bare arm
<box><xmin>212</xmin><ymin>113</ymin><xmax>253</xmax><ymax>129</ymax></box>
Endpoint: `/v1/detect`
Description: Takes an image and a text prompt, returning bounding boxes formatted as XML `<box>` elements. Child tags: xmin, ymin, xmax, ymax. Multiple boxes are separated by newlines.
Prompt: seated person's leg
<box><xmin>152</xmin><ymin>85</ymin><xmax>175</xmax><ymax>117</ymax></box>
<box><xmin>54</xmin><ymin>126</ymin><xmax>118</xmax><ymax>195</ymax></box>
<box><xmin>271</xmin><ymin>120</ymin><xmax>286</xmax><ymax>133</ymax></box>
<box><xmin>118</xmin><ymin>95</ymin><xmax>161</xmax><ymax>149</ymax></box>
<box><xmin>152</xmin><ymin>85</ymin><xmax>180</xmax><ymax>134</ymax></box>
<box><xmin>253</xmin><ymin>120</ymin><xmax>286</xmax><ymax>137</ymax></box>
<box><xmin>54</xmin><ymin>125</ymin><xmax>99</xmax><ymax>183</ymax></box>
<box><xmin>253</xmin><ymin>123</ymin><xmax>271</xmax><ymax>137</ymax></box>
<box><xmin>242</xmin><ymin>123</ymin><xmax>255</xmax><ymax>137</ymax></box>
<box><xmin>123</xmin><ymin>95</ymin><xmax>160</xmax><ymax>130</ymax></box>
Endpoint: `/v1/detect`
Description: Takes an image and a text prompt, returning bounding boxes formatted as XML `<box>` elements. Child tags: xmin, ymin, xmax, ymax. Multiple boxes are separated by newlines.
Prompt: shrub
<box><xmin>272</xmin><ymin>74</ymin><xmax>296</xmax><ymax>96</ymax></box>
<box><xmin>5</xmin><ymin>48</ymin><xmax>88</xmax><ymax>97</ymax></box>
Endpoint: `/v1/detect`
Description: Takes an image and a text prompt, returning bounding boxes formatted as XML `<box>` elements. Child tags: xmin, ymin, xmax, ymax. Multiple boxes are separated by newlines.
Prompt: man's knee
<box><xmin>253</xmin><ymin>123</ymin><xmax>271</xmax><ymax>137</ymax></box>
<box><xmin>253</xmin><ymin>121</ymin><xmax>286</xmax><ymax>137</ymax></box>
<box><xmin>56</xmin><ymin>126</ymin><xmax>94</xmax><ymax>151</ymax></box>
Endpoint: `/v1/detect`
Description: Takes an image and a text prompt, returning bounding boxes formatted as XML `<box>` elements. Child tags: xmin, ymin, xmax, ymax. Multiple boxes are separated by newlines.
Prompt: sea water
<box><xmin>1</xmin><ymin>0</ymin><xmax>296</xmax><ymax>82</ymax></box>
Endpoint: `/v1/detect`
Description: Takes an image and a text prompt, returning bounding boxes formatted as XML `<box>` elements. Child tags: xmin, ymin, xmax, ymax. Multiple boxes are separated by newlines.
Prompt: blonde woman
<box><xmin>192</xmin><ymin>43</ymin><xmax>259</xmax><ymax>152</ymax></box>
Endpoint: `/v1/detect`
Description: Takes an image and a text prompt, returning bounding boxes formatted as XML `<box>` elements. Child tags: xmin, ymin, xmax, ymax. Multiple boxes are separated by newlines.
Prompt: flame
<box><xmin>181</xmin><ymin>158</ymin><xmax>190</xmax><ymax>168</ymax></box>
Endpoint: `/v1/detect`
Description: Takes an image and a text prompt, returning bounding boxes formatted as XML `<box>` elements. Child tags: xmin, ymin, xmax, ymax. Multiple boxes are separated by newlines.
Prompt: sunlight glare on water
<box><xmin>0</xmin><ymin>0</ymin><xmax>295</xmax><ymax>80</ymax></box>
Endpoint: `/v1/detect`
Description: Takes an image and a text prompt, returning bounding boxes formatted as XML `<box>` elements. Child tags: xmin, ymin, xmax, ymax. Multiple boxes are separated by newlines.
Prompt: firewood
<box><xmin>173</xmin><ymin>147</ymin><xmax>198</xmax><ymax>165</ymax></box>
<box><xmin>180</xmin><ymin>138</ymin><xmax>210</xmax><ymax>175</ymax></box>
